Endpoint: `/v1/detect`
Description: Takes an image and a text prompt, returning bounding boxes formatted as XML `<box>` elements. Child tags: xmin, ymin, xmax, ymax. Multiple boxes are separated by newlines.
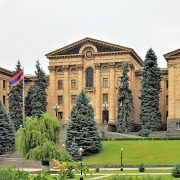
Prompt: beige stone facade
<box><xmin>45</xmin><ymin>37</ymin><xmax>169</xmax><ymax>129</ymax></box>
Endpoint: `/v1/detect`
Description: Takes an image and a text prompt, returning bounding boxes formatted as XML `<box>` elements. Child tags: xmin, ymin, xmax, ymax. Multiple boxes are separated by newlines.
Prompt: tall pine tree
<box><xmin>117</xmin><ymin>63</ymin><xmax>134</xmax><ymax>133</ymax></box>
<box><xmin>66</xmin><ymin>90</ymin><xmax>101</xmax><ymax>156</ymax></box>
<box><xmin>9</xmin><ymin>60</ymin><xmax>23</xmax><ymax>130</ymax></box>
<box><xmin>140</xmin><ymin>48</ymin><xmax>161</xmax><ymax>131</ymax></box>
<box><xmin>25</xmin><ymin>60</ymin><xmax>48</xmax><ymax>118</ymax></box>
<box><xmin>0</xmin><ymin>101</ymin><xmax>15</xmax><ymax>154</ymax></box>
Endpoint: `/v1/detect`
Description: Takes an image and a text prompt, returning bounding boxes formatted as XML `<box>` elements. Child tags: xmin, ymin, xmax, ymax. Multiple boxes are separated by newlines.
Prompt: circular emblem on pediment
<box><xmin>86</xmin><ymin>50</ymin><xmax>93</xmax><ymax>59</ymax></box>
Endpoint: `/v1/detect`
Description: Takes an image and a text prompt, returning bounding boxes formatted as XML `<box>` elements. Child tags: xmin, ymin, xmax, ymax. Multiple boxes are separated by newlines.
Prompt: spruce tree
<box><xmin>117</xmin><ymin>63</ymin><xmax>134</xmax><ymax>133</ymax></box>
<box><xmin>140</xmin><ymin>48</ymin><xmax>161</xmax><ymax>131</ymax></box>
<box><xmin>25</xmin><ymin>60</ymin><xmax>48</xmax><ymax>118</ymax></box>
<box><xmin>69</xmin><ymin>138</ymin><xmax>81</xmax><ymax>161</ymax></box>
<box><xmin>0</xmin><ymin>101</ymin><xmax>15</xmax><ymax>154</ymax></box>
<box><xmin>9</xmin><ymin>60</ymin><xmax>23</xmax><ymax>130</ymax></box>
<box><xmin>66</xmin><ymin>90</ymin><xmax>101</xmax><ymax>156</ymax></box>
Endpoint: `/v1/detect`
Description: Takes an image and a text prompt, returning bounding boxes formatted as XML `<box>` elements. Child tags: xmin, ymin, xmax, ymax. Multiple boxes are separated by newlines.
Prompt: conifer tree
<box><xmin>66</xmin><ymin>90</ymin><xmax>101</xmax><ymax>156</ymax></box>
<box><xmin>0</xmin><ymin>101</ymin><xmax>15</xmax><ymax>154</ymax></box>
<box><xmin>25</xmin><ymin>60</ymin><xmax>48</xmax><ymax>118</ymax></box>
<box><xmin>140</xmin><ymin>48</ymin><xmax>161</xmax><ymax>131</ymax></box>
<box><xmin>117</xmin><ymin>63</ymin><xmax>134</xmax><ymax>133</ymax></box>
<box><xmin>9</xmin><ymin>60</ymin><xmax>23</xmax><ymax>130</ymax></box>
<box><xmin>69</xmin><ymin>138</ymin><xmax>81</xmax><ymax>161</ymax></box>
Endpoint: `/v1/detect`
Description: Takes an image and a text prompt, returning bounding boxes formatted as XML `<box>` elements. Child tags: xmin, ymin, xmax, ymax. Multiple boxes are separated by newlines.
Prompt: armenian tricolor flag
<box><xmin>10</xmin><ymin>69</ymin><xmax>24</xmax><ymax>86</ymax></box>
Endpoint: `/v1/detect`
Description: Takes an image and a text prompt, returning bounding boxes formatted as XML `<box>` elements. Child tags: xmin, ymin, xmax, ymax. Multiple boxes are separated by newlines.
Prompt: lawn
<box><xmin>83</xmin><ymin>140</ymin><xmax>180</xmax><ymax>165</ymax></box>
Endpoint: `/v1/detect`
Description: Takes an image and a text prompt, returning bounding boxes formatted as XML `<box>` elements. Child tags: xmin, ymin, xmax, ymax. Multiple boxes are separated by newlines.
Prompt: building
<box><xmin>45</xmin><ymin>37</ymin><xmax>169</xmax><ymax>131</ymax></box>
<box><xmin>0</xmin><ymin>67</ymin><xmax>13</xmax><ymax>110</ymax></box>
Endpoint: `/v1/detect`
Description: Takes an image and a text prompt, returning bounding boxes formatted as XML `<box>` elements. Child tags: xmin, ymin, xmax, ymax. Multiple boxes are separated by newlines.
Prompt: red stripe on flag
<box><xmin>10</xmin><ymin>69</ymin><xmax>23</xmax><ymax>81</ymax></box>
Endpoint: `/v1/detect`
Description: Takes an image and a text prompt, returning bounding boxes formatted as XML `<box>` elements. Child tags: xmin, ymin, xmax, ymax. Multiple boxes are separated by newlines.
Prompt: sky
<box><xmin>0</xmin><ymin>0</ymin><xmax>179</xmax><ymax>75</ymax></box>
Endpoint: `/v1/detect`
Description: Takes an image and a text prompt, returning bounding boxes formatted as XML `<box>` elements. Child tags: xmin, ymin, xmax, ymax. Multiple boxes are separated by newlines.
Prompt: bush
<box><xmin>66</xmin><ymin>169</ymin><xmax>75</xmax><ymax>179</ymax></box>
<box><xmin>172</xmin><ymin>164</ymin><xmax>180</xmax><ymax>177</ymax></box>
<box><xmin>139</xmin><ymin>163</ymin><xmax>145</xmax><ymax>172</ymax></box>
<box><xmin>95</xmin><ymin>167</ymin><xmax>100</xmax><ymax>172</ymax></box>
<box><xmin>0</xmin><ymin>167</ymin><xmax>29</xmax><ymax>180</ymax></box>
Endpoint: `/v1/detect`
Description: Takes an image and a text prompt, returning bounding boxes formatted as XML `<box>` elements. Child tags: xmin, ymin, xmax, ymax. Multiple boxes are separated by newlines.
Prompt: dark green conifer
<box><xmin>140</xmin><ymin>48</ymin><xmax>161</xmax><ymax>131</ymax></box>
<box><xmin>117</xmin><ymin>63</ymin><xmax>134</xmax><ymax>133</ymax></box>
<box><xmin>66</xmin><ymin>90</ymin><xmax>101</xmax><ymax>156</ymax></box>
<box><xmin>0</xmin><ymin>101</ymin><xmax>15</xmax><ymax>154</ymax></box>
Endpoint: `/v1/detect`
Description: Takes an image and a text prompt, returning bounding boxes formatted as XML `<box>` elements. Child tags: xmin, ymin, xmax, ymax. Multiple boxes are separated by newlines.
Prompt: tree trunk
<box><xmin>41</xmin><ymin>161</ymin><xmax>50</xmax><ymax>172</ymax></box>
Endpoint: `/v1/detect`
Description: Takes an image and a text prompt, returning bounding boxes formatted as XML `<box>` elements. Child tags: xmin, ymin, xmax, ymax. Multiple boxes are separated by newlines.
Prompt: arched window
<box><xmin>86</xmin><ymin>67</ymin><xmax>93</xmax><ymax>87</ymax></box>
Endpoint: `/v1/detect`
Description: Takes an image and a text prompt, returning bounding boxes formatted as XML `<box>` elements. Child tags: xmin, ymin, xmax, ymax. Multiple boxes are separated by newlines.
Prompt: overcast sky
<box><xmin>0</xmin><ymin>0</ymin><xmax>179</xmax><ymax>74</ymax></box>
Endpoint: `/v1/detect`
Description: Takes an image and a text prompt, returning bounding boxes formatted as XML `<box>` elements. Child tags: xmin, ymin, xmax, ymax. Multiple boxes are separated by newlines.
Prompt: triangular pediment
<box><xmin>164</xmin><ymin>49</ymin><xmax>180</xmax><ymax>61</ymax></box>
<box><xmin>46</xmin><ymin>37</ymin><xmax>131</xmax><ymax>57</ymax></box>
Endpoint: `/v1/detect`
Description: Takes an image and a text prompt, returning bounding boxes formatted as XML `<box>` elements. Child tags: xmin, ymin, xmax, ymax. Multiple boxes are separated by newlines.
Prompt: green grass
<box><xmin>83</xmin><ymin>140</ymin><xmax>180</xmax><ymax>165</ymax></box>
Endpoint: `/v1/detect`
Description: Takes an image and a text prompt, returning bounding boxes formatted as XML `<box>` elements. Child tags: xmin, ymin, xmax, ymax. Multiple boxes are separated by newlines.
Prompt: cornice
<box><xmin>0</xmin><ymin>67</ymin><xmax>13</xmax><ymax>77</ymax></box>
<box><xmin>164</xmin><ymin>48</ymin><xmax>180</xmax><ymax>61</ymax></box>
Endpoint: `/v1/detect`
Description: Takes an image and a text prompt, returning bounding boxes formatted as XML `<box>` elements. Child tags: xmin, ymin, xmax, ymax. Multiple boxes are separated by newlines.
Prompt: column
<box><xmin>109</xmin><ymin>62</ymin><xmax>115</xmax><ymax>123</ymax></box>
<box><xmin>48</xmin><ymin>66</ymin><xmax>56</xmax><ymax>115</ymax></box>
<box><xmin>95</xmin><ymin>63</ymin><xmax>101</xmax><ymax>123</ymax></box>
<box><xmin>77</xmin><ymin>64</ymin><xmax>83</xmax><ymax>92</ymax></box>
<box><xmin>63</xmin><ymin>65</ymin><xmax>69</xmax><ymax>123</ymax></box>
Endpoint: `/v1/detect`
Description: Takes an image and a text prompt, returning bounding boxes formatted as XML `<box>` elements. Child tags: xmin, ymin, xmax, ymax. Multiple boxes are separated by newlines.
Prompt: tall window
<box><xmin>86</xmin><ymin>67</ymin><xmax>93</xmax><ymax>87</ymax></box>
<box><xmin>3</xmin><ymin>96</ymin><xmax>6</xmax><ymax>105</ymax></box>
<box><xmin>58</xmin><ymin>96</ymin><xmax>63</xmax><ymax>105</ymax></box>
<box><xmin>103</xmin><ymin>78</ymin><xmax>109</xmax><ymax>88</ymax></box>
<box><xmin>71</xmin><ymin>95</ymin><xmax>76</xmax><ymax>105</ymax></box>
<box><xmin>3</xmin><ymin>80</ymin><xmax>6</xmax><ymax>89</ymax></box>
<box><xmin>103</xmin><ymin>94</ymin><xmax>108</xmax><ymax>103</ymax></box>
<box><xmin>176</xmin><ymin>122</ymin><xmax>180</xmax><ymax>130</ymax></box>
<box><xmin>57</xmin><ymin>80</ymin><xmax>63</xmax><ymax>89</ymax></box>
<box><xmin>166</xmin><ymin>80</ymin><xmax>168</xmax><ymax>89</ymax></box>
<box><xmin>71</xmin><ymin>79</ymin><xmax>77</xmax><ymax>89</ymax></box>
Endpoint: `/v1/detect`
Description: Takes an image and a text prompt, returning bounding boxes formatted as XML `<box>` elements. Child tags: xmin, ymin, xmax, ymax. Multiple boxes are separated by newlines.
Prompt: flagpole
<box><xmin>22</xmin><ymin>68</ymin><xmax>25</xmax><ymax>127</ymax></box>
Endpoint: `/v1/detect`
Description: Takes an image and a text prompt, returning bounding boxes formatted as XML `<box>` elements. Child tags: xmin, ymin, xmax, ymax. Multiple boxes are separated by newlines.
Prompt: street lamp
<box><xmin>79</xmin><ymin>147</ymin><xmax>84</xmax><ymax>180</ymax></box>
<box><xmin>103</xmin><ymin>101</ymin><xmax>109</xmax><ymax>124</ymax></box>
<box><xmin>53</xmin><ymin>103</ymin><xmax>59</xmax><ymax>118</ymax></box>
<box><xmin>120</xmin><ymin>148</ymin><xmax>123</xmax><ymax>171</ymax></box>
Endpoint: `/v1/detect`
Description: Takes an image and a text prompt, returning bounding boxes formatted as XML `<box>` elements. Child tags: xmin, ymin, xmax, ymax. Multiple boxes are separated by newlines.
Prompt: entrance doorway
<box><xmin>58</xmin><ymin>112</ymin><xmax>63</xmax><ymax>121</ymax></box>
<box><xmin>102</xmin><ymin>110</ymin><xmax>109</xmax><ymax>123</ymax></box>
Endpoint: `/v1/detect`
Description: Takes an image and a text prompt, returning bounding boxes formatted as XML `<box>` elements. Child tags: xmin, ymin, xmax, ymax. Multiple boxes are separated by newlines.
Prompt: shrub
<box><xmin>172</xmin><ymin>164</ymin><xmax>180</xmax><ymax>177</ymax></box>
<box><xmin>139</xmin><ymin>163</ymin><xmax>145</xmax><ymax>172</ymax></box>
<box><xmin>95</xmin><ymin>167</ymin><xmax>100</xmax><ymax>172</ymax></box>
<box><xmin>66</xmin><ymin>169</ymin><xmax>75</xmax><ymax>179</ymax></box>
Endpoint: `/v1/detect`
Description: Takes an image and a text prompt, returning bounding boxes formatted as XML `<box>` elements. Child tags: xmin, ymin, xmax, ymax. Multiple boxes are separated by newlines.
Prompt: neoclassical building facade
<box><xmin>45</xmin><ymin>37</ymin><xmax>172</xmax><ymax>131</ymax></box>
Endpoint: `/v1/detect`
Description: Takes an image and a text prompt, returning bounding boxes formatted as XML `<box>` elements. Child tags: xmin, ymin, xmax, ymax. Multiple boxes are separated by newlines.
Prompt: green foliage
<box><xmin>69</xmin><ymin>138</ymin><xmax>81</xmax><ymax>161</ymax></box>
<box><xmin>66</xmin><ymin>90</ymin><xmax>101</xmax><ymax>156</ymax></box>
<box><xmin>139</xmin><ymin>163</ymin><xmax>145</xmax><ymax>172</ymax></box>
<box><xmin>25</xmin><ymin>60</ymin><xmax>48</xmax><ymax>118</ymax></box>
<box><xmin>138</xmin><ymin>123</ymin><xmax>151</xmax><ymax>137</ymax></box>
<box><xmin>172</xmin><ymin>164</ymin><xmax>180</xmax><ymax>177</ymax></box>
<box><xmin>0</xmin><ymin>101</ymin><xmax>15</xmax><ymax>154</ymax></box>
<box><xmin>95</xmin><ymin>167</ymin><xmax>100</xmax><ymax>172</ymax></box>
<box><xmin>0</xmin><ymin>167</ymin><xmax>29</xmax><ymax>180</ymax></box>
<box><xmin>9</xmin><ymin>60</ymin><xmax>23</xmax><ymax>131</ymax></box>
<box><xmin>117</xmin><ymin>63</ymin><xmax>134</xmax><ymax>133</ymax></box>
<box><xmin>16</xmin><ymin>113</ymin><xmax>71</xmax><ymax>162</ymax></box>
<box><xmin>140</xmin><ymin>49</ymin><xmax>161</xmax><ymax>131</ymax></box>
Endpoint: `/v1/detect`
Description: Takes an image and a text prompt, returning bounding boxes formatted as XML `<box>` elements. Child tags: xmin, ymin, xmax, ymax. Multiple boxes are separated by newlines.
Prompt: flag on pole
<box><xmin>10</xmin><ymin>69</ymin><xmax>24</xmax><ymax>86</ymax></box>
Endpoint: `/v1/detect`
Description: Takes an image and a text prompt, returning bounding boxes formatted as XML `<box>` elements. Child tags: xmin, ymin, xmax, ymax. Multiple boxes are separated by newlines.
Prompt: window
<box><xmin>176</xmin><ymin>122</ymin><xmax>180</xmax><ymax>130</ymax></box>
<box><xmin>57</xmin><ymin>80</ymin><xmax>63</xmax><ymax>89</ymax></box>
<box><xmin>86</xmin><ymin>67</ymin><xmax>93</xmax><ymax>87</ymax></box>
<box><xmin>3</xmin><ymin>96</ymin><xmax>6</xmax><ymax>105</ymax></box>
<box><xmin>3</xmin><ymin>80</ymin><xmax>6</xmax><ymax>89</ymax></box>
<box><xmin>71</xmin><ymin>95</ymin><xmax>76</xmax><ymax>105</ymax></box>
<box><xmin>58</xmin><ymin>112</ymin><xmax>63</xmax><ymax>121</ymax></box>
<box><xmin>166</xmin><ymin>80</ymin><xmax>168</xmax><ymax>89</ymax></box>
<box><xmin>117</xmin><ymin>76</ymin><xmax>121</xmax><ymax>87</ymax></box>
<box><xmin>103</xmin><ymin>78</ymin><xmax>108</xmax><ymax>88</ymax></box>
<box><xmin>166</xmin><ymin>95</ymin><xmax>168</xmax><ymax>105</ymax></box>
<box><xmin>71</xmin><ymin>79</ymin><xmax>77</xmax><ymax>89</ymax></box>
<box><xmin>58</xmin><ymin>96</ymin><xmax>63</xmax><ymax>105</ymax></box>
<box><xmin>103</xmin><ymin>94</ymin><xmax>108</xmax><ymax>103</ymax></box>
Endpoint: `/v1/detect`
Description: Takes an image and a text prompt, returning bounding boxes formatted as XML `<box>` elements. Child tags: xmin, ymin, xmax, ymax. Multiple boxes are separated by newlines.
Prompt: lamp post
<box><xmin>103</xmin><ymin>101</ymin><xmax>109</xmax><ymax>124</ymax></box>
<box><xmin>79</xmin><ymin>147</ymin><xmax>84</xmax><ymax>180</ymax></box>
<box><xmin>53</xmin><ymin>103</ymin><xmax>59</xmax><ymax>118</ymax></box>
<box><xmin>120</xmin><ymin>148</ymin><xmax>123</xmax><ymax>171</ymax></box>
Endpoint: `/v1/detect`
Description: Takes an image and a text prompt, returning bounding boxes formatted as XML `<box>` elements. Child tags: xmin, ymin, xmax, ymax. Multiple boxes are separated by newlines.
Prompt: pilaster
<box><xmin>77</xmin><ymin>64</ymin><xmax>83</xmax><ymax>92</ymax></box>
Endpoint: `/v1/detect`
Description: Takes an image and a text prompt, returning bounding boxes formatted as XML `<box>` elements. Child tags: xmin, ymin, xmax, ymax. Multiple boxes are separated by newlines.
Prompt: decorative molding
<box><xmin>108</xmin><ymin>62</ymin><xmax>116</xmax><ymax>68</ymax></box>
<box><xmin>62</xmin><ymin>65</ymin><xmax>69</xmax><ymax>71</ymax></box>
<box><xmin>48</xmin><ymin>66</ymin><xmax>55</xmax><ymax>72</ymax></box>
<box><xmin>94</xmin><ymin>63</ymin><xmax>101</xmax><ymax>69</ymax></box>
<box><xmin>76</xmin><ymin>64</ymin><xmax>83</xmax><ymax>71</ymax></box>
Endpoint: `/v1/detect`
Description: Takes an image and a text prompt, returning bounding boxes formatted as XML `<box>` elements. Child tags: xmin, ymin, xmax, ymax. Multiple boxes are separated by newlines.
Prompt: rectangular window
<box><xmin>3</xmin><ymin>96</ymin><xmax>6</xmax><ymax>105</ymax></box>
<box><xmin>176</xmin><ymin>122</ymin><xmax>180</xmax><ymax>130</ymax></box>
<box><xmin>103</xmin><ymin>93</ymin><xmax>108</xmax><ymax>103</ymax></box>
<box><xmin>117</xmin><ymin>76</ymin><xmax>121</xmax><ymax>87</ymax></box>
<box><xmin>57</xmin><ymin>80</ymin><xmax>63</xmax><ymax>89</ymax></box>
<box><xmin>103</xmin><ymin>78</ymin><xmax>108</xmax><ymax>88</ymax></box>
<box><xmin>71</xmin><ymin>95</ymin><xmax>76</xmax><ymax>105</ymax></box>
<box><xmin>166</xmin><ymin>80</ymin><xmax>168</xmax><ymax>89</ymax></box>
<box><xmin>3</xmin><ymin>80</ymin><xmax>6</xmax><ymax>89</ymax></box>
<box><xmin>71</xmin><ymin>79</ymin><xmax>77</xmax><ymax>89</ymax></box>
<box><xmin>58</xmin><ymin>96</ymin><xmax>63</xmax><ymax>105</ymax></box>
<box><xmin>166</xmin><ymin>95</ymin><xmax>168</xmax><ymax>105</ymax></box>
<box><xmin>58</xmin><ymin>112</ymin><xmax>63</xmax><ymax>121</ymax></box>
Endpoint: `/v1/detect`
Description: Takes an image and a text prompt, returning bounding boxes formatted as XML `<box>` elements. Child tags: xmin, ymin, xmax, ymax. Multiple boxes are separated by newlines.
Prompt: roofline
<box><xmin>163</xmin><ymin>48</ymin><xmax>180</xmax><ymax>61</ymax></box>
<box><xmin>0</xmin><ymin>67</ymin><xmax>13</xmax><ymax>77</ymax></box>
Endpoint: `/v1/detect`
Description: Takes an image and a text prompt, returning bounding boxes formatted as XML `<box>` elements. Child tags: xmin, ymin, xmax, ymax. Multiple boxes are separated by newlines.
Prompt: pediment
<box><xmin>46</xmin><ymin>37</ymin><xmax>131</xmax><ymax>57</ymax></box>
<box><xmin>164</xmin><ymin>49</ymin><xmax>180</xmax><ymax>61</ymax></box>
